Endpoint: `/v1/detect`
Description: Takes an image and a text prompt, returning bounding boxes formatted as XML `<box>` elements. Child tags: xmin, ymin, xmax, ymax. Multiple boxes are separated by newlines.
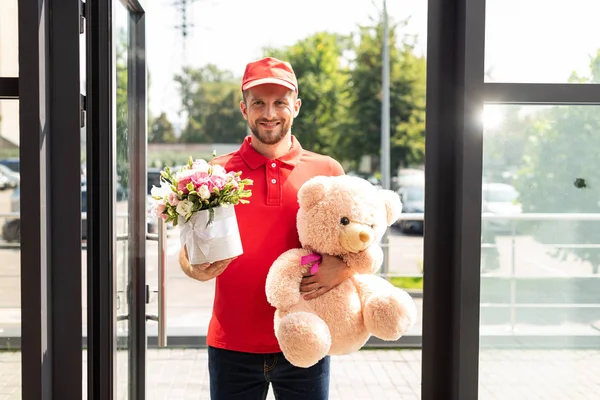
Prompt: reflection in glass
<box><xmin>115</xmin><ymin>4</ymin><xmax>130</xmax><ymax>398</ymax></box>
<box><xmin>480</xmin><ymin>103</ymin><xmax>600</xmax><ymax>397</ymax></box>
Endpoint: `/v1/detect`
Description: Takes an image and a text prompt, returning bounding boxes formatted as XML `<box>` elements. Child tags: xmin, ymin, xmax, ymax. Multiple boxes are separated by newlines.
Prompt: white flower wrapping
<box><xmin>149</xmin><ymin>155</ymin><xmax>253</xmax><ymax>265</ymax></box>
<box><xmin>179</xmin><ymin>205</ymin><xmax>244</xmax><ymax>265</ymax></box>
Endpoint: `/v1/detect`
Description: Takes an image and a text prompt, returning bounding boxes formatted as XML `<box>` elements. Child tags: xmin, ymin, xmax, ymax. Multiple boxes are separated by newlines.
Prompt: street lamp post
<box><xmin>381</xmin><ymin>0</ymin><xmax>391</xmax><ymax>277</ymax></box>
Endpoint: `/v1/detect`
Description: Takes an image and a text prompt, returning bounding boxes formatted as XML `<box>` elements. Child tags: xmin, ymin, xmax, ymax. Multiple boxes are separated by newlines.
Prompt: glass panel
<box><xmin>485</xmin><ymin>0</ymin><xmax>600</xmax><ymax>83</ymax></box>
<box><xmin>0</xmin><ymin>0</ymin><xmax>19</xmax><ymax>77</ymax></box>
<box><xmin>115</xmin><ymin>3</ymin><xmax>130</xmax><ymax>398</ymax></box>
<box><xmin>480</xmin><ymin>104</ymin><xmax>600</xmax><ymax>397</ymax></box>
<box><xmin>0</xmin><ymin>98</ymin><xmax>21</xmax><ymax>398</ymax></box>
<box><xmin>0</xmin><ymin>5</ymin><xmax>20</xmax><ymax>392</ymax></box>
<box><xmin>145</xmin><ymin>0</ymin><xmax>426</xmax><ymax>397</ymax></box>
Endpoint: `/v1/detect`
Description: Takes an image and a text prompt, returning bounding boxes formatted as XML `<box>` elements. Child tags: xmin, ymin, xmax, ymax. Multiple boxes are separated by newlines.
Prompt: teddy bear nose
<box><xmin>359</xmin><ymin>231</ymin><xmax>371</xmax><ymax>243</ymax></box>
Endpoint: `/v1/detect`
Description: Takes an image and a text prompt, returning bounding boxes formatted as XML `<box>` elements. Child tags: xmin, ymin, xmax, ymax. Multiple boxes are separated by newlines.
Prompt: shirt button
<box><xmin>271</xmin><ymin>162</ymin><xmax>276</xmax><ymax>168</ymax></box>
<box><xmin>271</xmin><ymin>179</ymin><xmax>277</xmax><ymax>184</ymax></box>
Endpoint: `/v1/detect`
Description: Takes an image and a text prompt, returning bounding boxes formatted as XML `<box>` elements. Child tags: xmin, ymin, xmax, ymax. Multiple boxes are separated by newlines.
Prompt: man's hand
<box><xmin>179</xmin><ymin>245</ymin><xmax>236</xmax><ymax>282</ymax></box>
<box><xmin>300</xmin><ymin>254</ymin><xmax>351</xmax><ymax>300</ymax></box>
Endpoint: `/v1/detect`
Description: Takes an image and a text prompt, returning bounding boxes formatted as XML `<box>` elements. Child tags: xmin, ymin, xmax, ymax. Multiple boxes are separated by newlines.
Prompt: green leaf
<box><xmin>207</xmin><ymin>207</ymin><xmax>215</xmax><ymax>226</ymax></box>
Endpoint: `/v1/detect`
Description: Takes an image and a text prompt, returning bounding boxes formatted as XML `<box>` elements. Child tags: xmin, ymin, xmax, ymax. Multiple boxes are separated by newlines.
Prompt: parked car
<box><xmin>346</xmin><ymin>171</ymin><xmax>382</xmax><ymax>189</ymax></box>
<box><xmin>0</xmin><ymin>172</ymin><xmax>10</xmax><ymax>191</ymax></box>
<box><xmin>482</xmin><ymin>182</ymin><xmax>522</xmax><ymax>233</ymax></box>
<box><xmin>0</xmin><ymin>158</ymin><xmax>20</xmax><ymax>173</ymax></box>
<box><xmin>0</xmin><ymin>164</ymin><xmax>19</xmax><ymax>189</ymax></box>
<box><xmin>395</xmin><ymin>184</ymin><xmax>425</xmax><ymax>234</ymax></box>
<box><xmin>3</xmin><ymin>182</ymin><xmax>129</xmax><ymax>243</ymax></box>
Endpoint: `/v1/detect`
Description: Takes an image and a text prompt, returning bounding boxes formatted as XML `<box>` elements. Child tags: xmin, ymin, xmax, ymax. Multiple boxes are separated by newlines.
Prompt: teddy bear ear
<box><xmin>298</xmin><ymin>175</ymin><xmax>330</xmax><ymax>209</ymax></box>
<box><xmin>379</xmin><ymin>189</ymin><xmax>403</xmax><ymax>226</ymax></box>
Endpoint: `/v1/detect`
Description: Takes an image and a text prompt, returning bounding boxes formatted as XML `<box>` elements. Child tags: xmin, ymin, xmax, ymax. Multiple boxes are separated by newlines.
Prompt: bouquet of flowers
<box><xmin>150</xmin><ymin>155</ymin><xmax>253</xmax><ymax>264</ymax></box>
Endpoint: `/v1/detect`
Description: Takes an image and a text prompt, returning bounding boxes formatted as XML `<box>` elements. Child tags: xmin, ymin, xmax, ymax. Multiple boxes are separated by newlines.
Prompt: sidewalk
<box><xmin>2</xmin><ymin>348</ymin><xmax>600</xmax><ymax>399</ymax></box>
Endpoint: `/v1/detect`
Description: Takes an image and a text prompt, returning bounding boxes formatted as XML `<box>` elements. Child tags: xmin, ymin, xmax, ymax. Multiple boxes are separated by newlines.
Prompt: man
<box><xmin>179</xmin><ymin>57</ymin><xmax>351</xmax><ymax>400</ymax></box>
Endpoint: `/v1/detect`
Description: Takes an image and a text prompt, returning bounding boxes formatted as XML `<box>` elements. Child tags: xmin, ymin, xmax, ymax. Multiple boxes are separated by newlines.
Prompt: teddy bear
<box><xmin>265</xmin><ymin>175</ymin><xmax>417</xmax><ymax>368</ymax></box>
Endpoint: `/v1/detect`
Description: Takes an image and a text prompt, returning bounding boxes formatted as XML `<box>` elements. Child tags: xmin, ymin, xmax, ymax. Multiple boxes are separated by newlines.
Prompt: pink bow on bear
<box><xmin>301</xmin><ymin>252</ymin><xmax>321</xmax><ymax>275</ymax></box>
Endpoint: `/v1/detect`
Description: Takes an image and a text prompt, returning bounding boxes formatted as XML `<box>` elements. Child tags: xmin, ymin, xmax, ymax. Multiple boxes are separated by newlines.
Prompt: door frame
<box><xmin>18</xmin><ymin>0</ymin><xmax>84</xmax><ymax>398</ymax></box>
<box><xmin>422</xmin><ymin>0</ymin><xmax>600</xmax><ymax>399</ymax></box>
<box><xmin>87</xmin><ymin>0</ymin><xmax>147</xmax><ymax>399</ymax></box>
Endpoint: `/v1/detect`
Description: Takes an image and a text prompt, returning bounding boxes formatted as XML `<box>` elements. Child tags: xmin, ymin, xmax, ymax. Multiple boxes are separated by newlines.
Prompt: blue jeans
<box><xmin>208</xmin><ymin>346</ymin><xmax>330</xmax><ymax>400</ymax></box>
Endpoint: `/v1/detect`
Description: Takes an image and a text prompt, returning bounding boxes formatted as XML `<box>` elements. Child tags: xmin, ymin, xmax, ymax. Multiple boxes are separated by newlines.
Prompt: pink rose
<box><xmin>209</xmin><ymin>175</ymin><xmax>227</xmax><ymax>192</ymax></box>
<box><xmin>168</xmin><ymin>192</ymin><xmax>180</xmax><ymax>206</ymax></box>
<box><xmin>191</xmin><ymin>171</ymin><xmax>210</xmax><ymax>189</ymax></box>
<box><xmin>151</xmin><ymin>202</ymin><xmax>166</xmax><ymax>219</ymax></box>
<box><xmin>177</xmin><ymin>176</ymin><xmax>193</xmax><ymax>193</ymax></box>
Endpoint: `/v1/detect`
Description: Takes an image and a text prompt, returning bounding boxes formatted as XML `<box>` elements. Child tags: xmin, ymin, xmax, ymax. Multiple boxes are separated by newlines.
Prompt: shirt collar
<box><xmin>239</xmin><ymin>135</ymin><xmax>303</xmax><ymax>170</ymax></box>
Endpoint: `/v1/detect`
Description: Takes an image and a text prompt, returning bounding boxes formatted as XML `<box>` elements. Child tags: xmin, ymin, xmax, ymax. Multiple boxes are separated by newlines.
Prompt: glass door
<box><xmin>114</xmin><ymin>1</ymin><xmax>148</xmax><ymax>398</ymax></box>
<box><xmin>86</xmin><ymin>0</ymin><xmax>148</xmax><ymax>398</ymax></box>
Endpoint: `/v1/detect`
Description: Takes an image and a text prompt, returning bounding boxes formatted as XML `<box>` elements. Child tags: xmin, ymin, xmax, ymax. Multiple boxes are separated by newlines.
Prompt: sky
<box><xmin>141</xmin><ymin>0</ymin><xmax>600</xmax><ymax>128</ymax></box>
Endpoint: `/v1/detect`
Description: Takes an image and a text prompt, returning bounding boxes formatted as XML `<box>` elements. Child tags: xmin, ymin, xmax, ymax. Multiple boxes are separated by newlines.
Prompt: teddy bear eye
<box><xmin>340</xmin><ymin>217</ymin><xmax>350</xmax><ymax>226</ymax></box>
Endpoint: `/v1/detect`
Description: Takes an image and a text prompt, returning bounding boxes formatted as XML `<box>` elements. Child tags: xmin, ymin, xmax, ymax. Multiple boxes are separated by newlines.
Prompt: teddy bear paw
<box><xmin>276</xmin><ymin>312</ymin><xmax>332</xmax><ymax>368</ymax></box>
<box><xmin>363</xmin><ymin>289</ymin><xmax>417</xmax><ymax>341</ymax></box>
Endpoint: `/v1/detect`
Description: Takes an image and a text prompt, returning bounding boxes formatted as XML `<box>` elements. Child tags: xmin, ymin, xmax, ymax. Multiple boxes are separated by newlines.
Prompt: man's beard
<box><xmin>249</xmin><ymin>119</ymin><xmax>292</xmax><ymax>145</ymax></box>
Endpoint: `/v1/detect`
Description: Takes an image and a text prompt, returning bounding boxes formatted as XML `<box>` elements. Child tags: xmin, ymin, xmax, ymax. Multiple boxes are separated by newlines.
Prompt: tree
<box><xmin>115</xmin><ymin>28</ymin><xmax>129</xmax><ymax>189</ymax></box>
<box><xmin>174</xmin><ymin>65</ymin><xmax>247</xmax><ymax>143</ymax></box>
<box><xmin>263</xmin><ymin>32</ymin><xmax>352</xmax><ymax>158</ymax></box>
<box><xmin>344</xmin><ymin>18</ymin><xmax>426</xmax><ymax>172</ymax></box>
<box><xmin>514</xmin><ymin>50</ymin><xmax>600</xmax><ymax>273</ymax></box>
<box><xmin>148</xmin><ymin>112</ymin><xmax>177</xmax><ymax>143</ymax></box>
<box><xmin>482</xmin><ymin>105</ymin><xmax>536</xmax><ymax>183</ymax></box>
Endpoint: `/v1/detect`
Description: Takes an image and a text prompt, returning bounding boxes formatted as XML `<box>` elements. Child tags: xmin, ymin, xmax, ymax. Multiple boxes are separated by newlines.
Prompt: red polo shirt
<box><xmin>207</xmin><ymin>135</ymin><xmax>344</xmax><ymax>353</ymax></box>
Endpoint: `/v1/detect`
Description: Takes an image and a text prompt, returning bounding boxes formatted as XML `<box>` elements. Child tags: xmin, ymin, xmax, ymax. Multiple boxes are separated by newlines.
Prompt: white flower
<box><xmin>210</xmin><ymin>164</ymin><xmax>226</xmax><ymax>177</ymax></box>
<box><xmin>175</xmin><ymin>168</ymin><xmax>195</xmax><ymax>180</ymax></box>
<box><xmin>192</xmin><ymin>159</ymin><xmax>210</xmax><ymax>173</ymax></box>
<box><xmin>198</xmin><ymin>185</ymin><xmax>211</xmax><ymax>200</ymax></box>
<box><xmin>176</xmin><ymin>199</ymin><xmax>193</xmax><ymax>216</ymax></box>
<box><xmin>151</xmin><ymin>181</ymin><xmax>171</xmax><ymax>198</ymax></box>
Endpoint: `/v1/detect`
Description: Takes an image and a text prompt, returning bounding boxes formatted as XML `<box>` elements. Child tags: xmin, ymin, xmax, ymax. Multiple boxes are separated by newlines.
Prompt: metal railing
<box><xmin>3</xmin><ymin>210</ymin><xmax>600</xmax><ymax>336</ymax></box>
<box><xmin>0</xmin><ymin>211</ymin><xmax>168</xmax><ymax>346</ymax></box>
<box><xmin>387</xmin><ymin>212</ymin><xmax>600</xmax><ymax>332</ymax></box>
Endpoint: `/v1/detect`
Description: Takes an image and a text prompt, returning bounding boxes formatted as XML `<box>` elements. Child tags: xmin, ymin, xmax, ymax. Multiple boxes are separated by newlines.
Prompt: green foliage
<box><xmin>174</xmin><ymin>65</ymin><xmax>247</xmax><ymax>144</ymax></box>
<box><xmin>165</xmin><ymin>14</ymin><xmax>426</xmax><ymax>178</ymax></box>
<box><xmin>344</xmin><ymin>19</ymin><xmax>426</xmax><ymax>171</ymax></box>
<box><xmin>149</xmin><ymin>112</ymin><xmax>177</xmax><ymax>143</ymax></box>
<box><xmin>263</xmin><ymin>32</ymin><xmax>352</xmax><ymax>158</ymax></box>
<box><xmin>389</xmin><ymin>276</ymin><xmax>423</xmax><ymax>290</ymax></box>
<box><xmin>0</xmin><ymin>148</ymin><xmax>19</xmax><ymax>158</ymax></box>
<box><xmin>115</xmin><ymin>28</ymin><xmax>129</xmax><ymax>189</ymax></box>
<box><xmin>511</xmin><ymin>52</ymin><xmax>600</xmax><ymax>273</ymax></box>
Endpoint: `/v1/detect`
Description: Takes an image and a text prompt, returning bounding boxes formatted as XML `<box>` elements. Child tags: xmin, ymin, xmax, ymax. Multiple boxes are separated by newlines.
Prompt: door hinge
<box><xmin>80</xmin><ymin>1</ymin><xmax>86</xmax><ymax>34</ymax></box>
<box><xmin>80</xmin><ymin>94</ymin><xmax>86</xmax><ymax>128</ymax></box>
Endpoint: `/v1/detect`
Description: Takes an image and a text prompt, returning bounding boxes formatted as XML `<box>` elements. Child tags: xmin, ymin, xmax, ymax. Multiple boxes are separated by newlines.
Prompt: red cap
<box><xmin>241</xmin><ymin>57</ymin><xmax>298</xmax><ymax>93</ymax></box>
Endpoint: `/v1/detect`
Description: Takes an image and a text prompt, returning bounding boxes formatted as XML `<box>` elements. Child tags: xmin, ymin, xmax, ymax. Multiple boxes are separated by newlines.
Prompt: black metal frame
<box><xmin>87</xmin><ymin>0</ymin><xmax>116</xmax><ymax>398</ymax></box>
<box><xmin>86</xmin><ymin>0</ymin><xmax>147</xmax><ymax>399</ymax></box>
<box><xmin>18</xmin><ymin>0</ymin><xmax>83</xmax><ymax>398</ymax></box>
<box><xmin>484</xmin><ymin>83</ymin><xmax>600</xmax><ymax>104</ymax></box>
<box><xmin>0</xmin><ymin>77</ymin><xmax>18</xmax><ymax>99</ymax></box>
<box><xmin>18</xmin><ymin>1</ymin><xmax>47</xmax><ymax>398</ymax></box>
<box><xmin>13</xmin><ymin>0</ymin><xmax>600</xmax><ymax>397</ymax></box>
<box><xmin>422</xmin><ymin>0</ymin><xmax>486</xmax><ymax>399</ymax></box>
<box><xmin>422</xmin><ymin>0</ymin><xmax>600</xmax><ymax>399</ymax></box>
<box><xmin>124</xmin><ymin>1</ymin><xmax>148</xmax><ymax>398</ymax></box>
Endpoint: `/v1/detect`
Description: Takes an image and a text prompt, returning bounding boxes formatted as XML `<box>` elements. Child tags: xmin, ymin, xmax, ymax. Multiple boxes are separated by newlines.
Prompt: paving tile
<box><xmin>1</xmin><ymin>348</ymin><xmax>600</xmax><ymax>398</ymax></box>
